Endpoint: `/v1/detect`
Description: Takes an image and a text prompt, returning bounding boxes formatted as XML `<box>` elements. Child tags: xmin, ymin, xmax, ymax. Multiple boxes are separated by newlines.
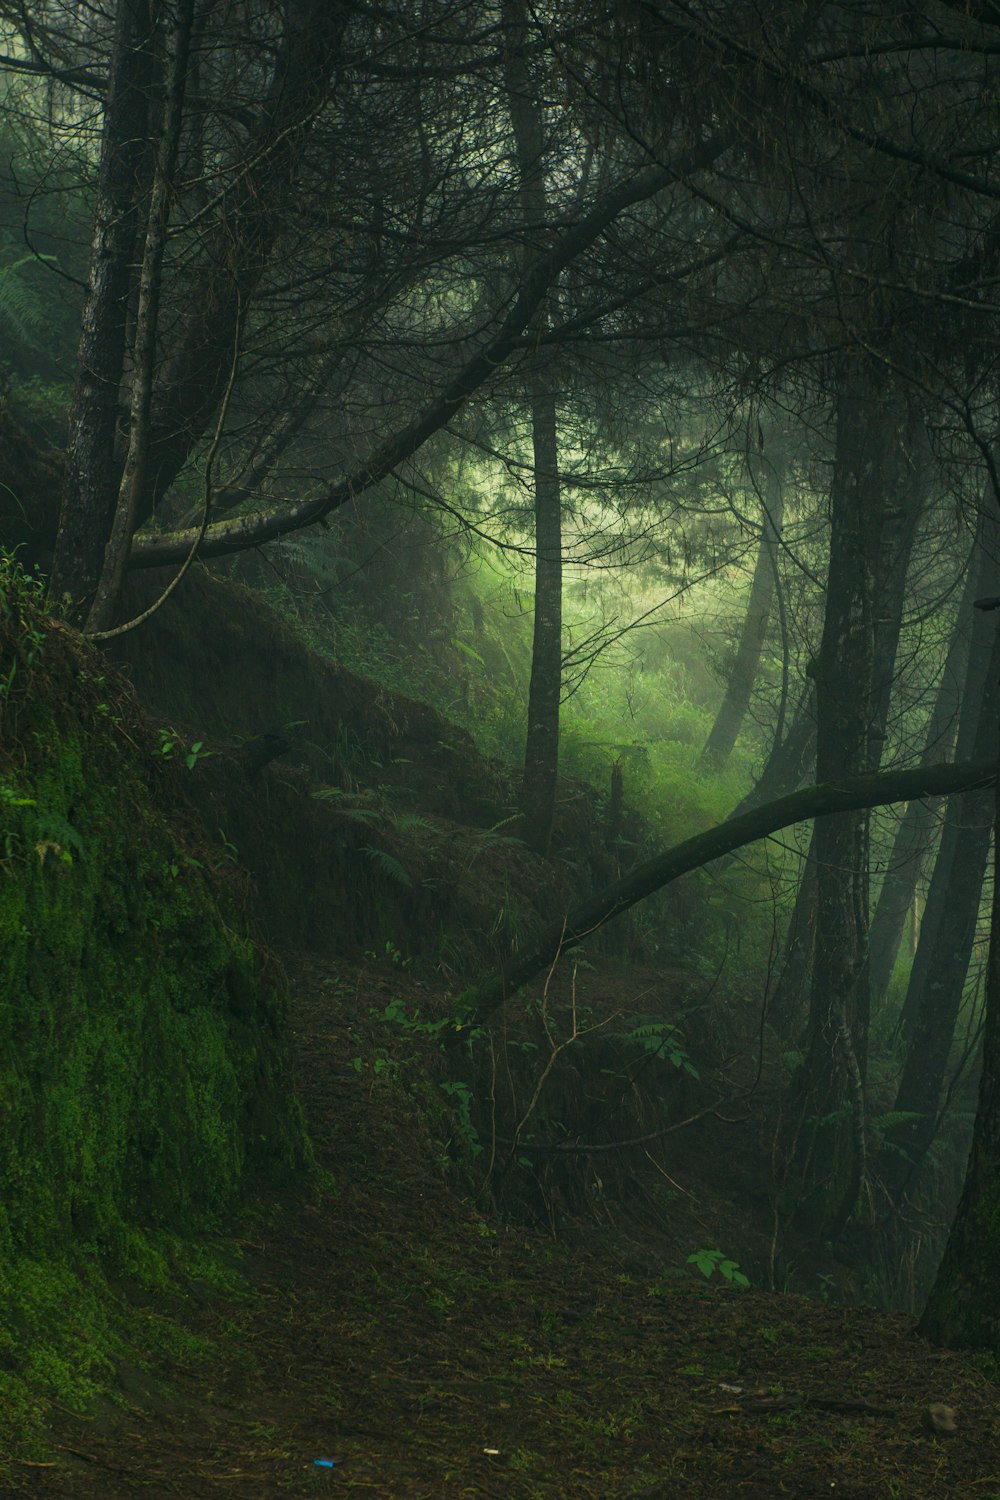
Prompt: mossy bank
<box><xmin>0</xmin><ymin>558</ymin><xmax>312</xmax><ymax>1455</ymax></box>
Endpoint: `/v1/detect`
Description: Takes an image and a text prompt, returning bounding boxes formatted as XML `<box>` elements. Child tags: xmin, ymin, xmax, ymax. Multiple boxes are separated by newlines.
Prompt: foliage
<box><xmin>0</xmin><ymin>588</ymin><xmax>313</xmax><ymax>1450</ymax></box>
<box><xmin>686</xmin><ymin>1248</ymin><xmax>751</xmax><ymax>1289</ymax></box>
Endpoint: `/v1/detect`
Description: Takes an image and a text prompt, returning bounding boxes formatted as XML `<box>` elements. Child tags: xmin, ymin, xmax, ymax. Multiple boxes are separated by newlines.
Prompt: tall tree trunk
<box><xmin>699</xmin><ymin>462</ymin><xmax>784</xmax><ymax>771</ymax></box>
<box><xmin>783</xmin><ymin>366</ymin><xmax>917</xmax><ymax>1238</ymax></box>
<box><xmin>86</xmin><ymin>0</ymin><xmax>196</xmax><ymax>633</ymax></box>
<box><xmin>919</xmin><ymin>744</ymin><xmax>1000</xmax><ymax>1352</ymax></box>
<box><xmin>48</xmin><ymin>0</ymin><xmax>155</xmax><ymax>618</ymax></box>
<box><xmin>504</xmin><ymin>0</ymin><xmax>562</xmax><ymax>856</ymax></box>
<box><xmin>896</xmin><ymin>518</ymin><xmax>1000</xmax><ymax>1044</ymax></box>
<box><xmin>520</xmin><ymin>390</ymin><xmax>563</xmax><ymax>855</ymax></box>
<box><xmin>883</xmin><ymin>620</ymin><xmax>1000</xmax><ymax>1202</ymax></box>
<box><xmin>734</xmin><ymin>685</ymin><xmax>817</xmax><ymax>816</ymax></box>
<box><xmin>139</xmin><ymin>0</ymin><xmax>348</xmax><ymax>521</ymax></box>
<box><xmin>48</xmin><ymin>0</ymin><xmax>348</xmax><ymax>611</ymax></box>
<box><xmin>868</xmin><ymin>550</ymin><xmax>980</xmax><ymax>1008</ymax></box>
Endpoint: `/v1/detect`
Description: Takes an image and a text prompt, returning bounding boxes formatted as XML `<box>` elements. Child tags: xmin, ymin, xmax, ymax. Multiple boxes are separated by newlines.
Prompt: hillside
<box><xmin>3</xmin><ymin>566</ymin><xmax>1000</xmax><ymax>1497</ymax></box>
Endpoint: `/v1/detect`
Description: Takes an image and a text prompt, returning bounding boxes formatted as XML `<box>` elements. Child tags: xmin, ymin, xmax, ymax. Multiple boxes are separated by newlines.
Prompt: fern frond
<box><xmin>363</xmin><ymin>846</ymin><xmax>413</xmax><ymax>888</ymax></box>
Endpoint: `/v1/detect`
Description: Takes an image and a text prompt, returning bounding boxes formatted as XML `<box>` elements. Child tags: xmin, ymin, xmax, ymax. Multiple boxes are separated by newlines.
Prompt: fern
<box><xmin>363</xmin><ymin>845</ymin><xmax>412</xmax><ymax>888</ymax></box>
<box><xmin>0</xmin><ymin>253</ymin><xmax>58</xmax><ymax>349</ymax></box>
<box><xmin>392</xmin><ymin>813</ymin><xmax>438</xmax><ymax>837</ymax></box>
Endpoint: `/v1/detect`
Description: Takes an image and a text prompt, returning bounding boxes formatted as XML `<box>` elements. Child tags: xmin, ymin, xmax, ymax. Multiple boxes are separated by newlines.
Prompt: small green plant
<box><xmin>686</xmin><ymin>1248</ymin><xmax>750</xmax><ymax>1289</ymax></box>
<box><xmin>617</xmin><ymin>1017</ymin><xmax>700</xmax><ymax>1080</ymax></box>
<box><xmin>440</xmin><ymin>1079</ymin><xmax>482</xmax><ymax>1157</ymax></box>
<box><xmin>155</xmin><ymin>728</ymin><xmax>212</xmax><ymax>769</ymax></box>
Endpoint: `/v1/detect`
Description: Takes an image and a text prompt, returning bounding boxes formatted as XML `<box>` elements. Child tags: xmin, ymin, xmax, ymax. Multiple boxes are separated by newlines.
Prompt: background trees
<box><xmin>5</xmin><ymin>0</ymin><xmax>1000</xmax><ymax>1342</ymax></box>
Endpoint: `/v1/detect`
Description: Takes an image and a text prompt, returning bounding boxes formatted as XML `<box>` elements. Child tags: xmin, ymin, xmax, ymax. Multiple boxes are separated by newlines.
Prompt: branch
<box><xmin>128</xmin><ymin>135</ymin><xmax>727</xmax><ymax>569</ymax></box>
<box><xmin>448</xmin><ymin>757</ymin><xmax>997</xmax><ymax>1040</ymax></box>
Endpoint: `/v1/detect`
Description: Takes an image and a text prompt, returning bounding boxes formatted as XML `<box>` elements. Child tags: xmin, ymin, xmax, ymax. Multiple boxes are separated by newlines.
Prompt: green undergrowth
<box><xmin>0</xmin><ymin>556</ymin><xmax>313</xmax><ymax>1455</ymax></box>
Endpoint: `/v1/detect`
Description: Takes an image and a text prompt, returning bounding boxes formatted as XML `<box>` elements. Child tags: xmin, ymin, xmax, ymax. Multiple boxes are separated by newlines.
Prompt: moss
<box><xmin>0</xmin><ymin>567</ymin><xmax>312</xmax><ymax>1453</ymax></box>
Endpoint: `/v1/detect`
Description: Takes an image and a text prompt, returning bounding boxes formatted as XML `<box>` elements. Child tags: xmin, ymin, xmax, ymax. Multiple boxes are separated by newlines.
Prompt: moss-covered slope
<box><xmin>0</xmin><ymin>558</ymin><xmax>311</xmax><ymax>1438</ymax></box>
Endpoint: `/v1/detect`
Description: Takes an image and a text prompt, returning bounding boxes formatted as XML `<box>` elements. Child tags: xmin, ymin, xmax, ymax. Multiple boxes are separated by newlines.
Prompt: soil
<box><xmin>8</xmin><ymin>954</ymin><xmax>1000</xmax><ymax>1500</ymax></box>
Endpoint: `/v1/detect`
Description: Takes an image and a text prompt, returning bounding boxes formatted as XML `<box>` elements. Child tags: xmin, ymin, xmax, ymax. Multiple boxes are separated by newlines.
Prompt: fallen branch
<box><xmin>450</xmin><ymin>757</ymin><xmax>996</xmax><ymax>1040</ymax></box>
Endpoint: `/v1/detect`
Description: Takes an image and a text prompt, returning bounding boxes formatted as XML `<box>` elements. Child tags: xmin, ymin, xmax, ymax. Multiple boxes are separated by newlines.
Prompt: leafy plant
<box><xmin>616</xmin><ymin>1017</ymin><xmax>700</xmax><ymax>1080</ymax></box>
<box><xmin>440</xmin><ymin>1079</ymin><xmax>482</xmax><ymax>1157</ymax></box>
<box><xmin>686</xmin><ymin>1248</ymin><xmax>750</xmax><ymax>1289</ymax></box>
<box><xmin>154</xmin><ymin>729</ymin><xmax>212</xmax><ymax>770</ymax></box>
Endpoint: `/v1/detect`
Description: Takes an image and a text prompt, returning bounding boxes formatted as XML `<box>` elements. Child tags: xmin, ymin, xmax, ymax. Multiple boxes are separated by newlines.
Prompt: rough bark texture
<box><xmin>785</xmin><ymin>367</ymin><xmax>917</xmax><ymax>1238</ymax></box>
<box><xmin>138</xmin><ymin>0</ymin><xmax>349</xmax><ymax>521</ymax></box>
<box><xmin>87</xmin><ymin>0</ymin><xmax>196</xmax><ymax>632</ymax></box>
<box><xmin>920</xmin><ymin>767</ymin><xmax>1000</xmax><ymax>1352</ymax></box>
<box><xmin>504</xmin><ymin>0</ymin><xmax>563</xmax><ymax>856</ymax></box>
<box><xmin>884</xmin><ymin>620</ymin><xmax>1000</xmax><ymax>1201</ymax></box>
<box><xmin>895</xmin><ymin>517</ymin><xmax>1000</xmax><ymax>1042</ymax></box>
<box><xmin>519</xmin><ymin>387</ymin><xmax>563</xmax><ymax>855</ymax></box>
<box><xmin>699</xmin><ymin>465</ymin><xmax>783</xmax><ymax>771</ymax></box>
<box><xmin>49</xmin><ymin>0</ymin><xmax>155</xmax><ymax>616</ymax></box>
<box><xmin>867</xmin><ymin>562</ymin><xmax>972</xmax><ymax>1005</ymax></box>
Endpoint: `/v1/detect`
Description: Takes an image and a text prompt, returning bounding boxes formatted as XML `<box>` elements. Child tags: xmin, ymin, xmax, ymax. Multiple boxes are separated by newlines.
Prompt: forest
<box><xmin>4</xmin><ymin>1</ymin><xmax>1000</xmax><ymax>1495</ymax></box>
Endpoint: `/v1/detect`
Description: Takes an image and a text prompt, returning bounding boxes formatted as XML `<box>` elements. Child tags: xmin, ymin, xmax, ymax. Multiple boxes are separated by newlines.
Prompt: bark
<box><xmin>895</xmin><ymin>519</ymin><xmax>1000</xmax><ymax>1043</ymax></box>
<box><xmin>138</xmin><ymin>0</ymin><xmax>350</xmax><ymax>520</ymax></box>
<box><xmin>450</xmin><ymin>757</ymin><xmax>996</xmax><ymax>1042</ymax></box>
<box><xmin>785</xmin><ymin>367</ymin><xmax>918</xmax><ymax>1238</ymax></box>
<box><xmin>504</xmin><ymin>0</ymin><xmax>563</xmax><ymax>856</ymax></box>
<box><xmin>699</xmin><ymin>464</ymin><xmax>784</xmax><ymax>771</ymax></box>
<box><xmin>920</xmin><ymin>764</ymin><xmax>1000</xmax><ymax>1352</ymax></box>
<box><xmin>869</xmin><ymin>548</ymin><xmax>982</xmax><ymax>1009</ymax></box>
<box><xmin>769</xmin><ymin>839</ymin><xmax>817</xmax><ymax>1036</ymax></box>
<box><xmin>883</xmin><ymin>620</ymin><xmax>1000</xmax><ymax>1201</ymax></box>
<box><xmin>519</xmin><ymin>387</ymin><xmax>563</xmax><ymax>854</ymax></box>
<box><xmin>86</xmin><ymin>0</ymin><xmax>196</xmax><ymax>633</ymax></box>
<box><xmin>48</xmin><ymin>0</ymin><xmax>156</xmax><ymax>616</ymax></box>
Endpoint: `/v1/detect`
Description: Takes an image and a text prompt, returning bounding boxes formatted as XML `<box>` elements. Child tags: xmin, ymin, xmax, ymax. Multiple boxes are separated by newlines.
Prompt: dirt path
<box><xmin>11</xmin><ymin>956</ymin><xmax>1000</xmax><ymax>1498</ymax></box>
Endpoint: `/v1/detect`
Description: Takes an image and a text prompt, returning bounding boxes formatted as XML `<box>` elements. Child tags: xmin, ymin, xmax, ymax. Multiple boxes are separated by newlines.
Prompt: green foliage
<box><xmin>0</xmin><ymin>591</ymin><xmax>313</xmax><ymax>1452</ymax></box>
<box><xmin>686</xmin><ymin>1249</ymin><xmax>751</xmax><ymax>1289</ymax></box>
<box><xmin>615</xmin><ymin>1017</ymin><xmax>701</xmax><ymax>1079</ymax></box>
<box><xmin>0</xmin><ymin>250</ymin><xmax>58</xmax><ymax>350</ymax></box>
<box><xmin>155</xmin><ymin>727</ymin><xmax>212</xmax><ymax>769</ymax></box>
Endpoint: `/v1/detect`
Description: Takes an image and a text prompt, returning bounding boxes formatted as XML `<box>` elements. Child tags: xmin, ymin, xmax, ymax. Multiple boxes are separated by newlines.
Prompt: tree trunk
<box><xmin>769</xmin><ymin>839</ymin><xmax>817</xmax><ymax>1037</ymax></box>
<box><xmin>783</xmin><ymin>367</ymin><xmax>917</xmax><ymax>1239</ymax></box>
<box><xmin>86</xmin><ymin>0</ymin><xmax>196</xmax><ymax>633</ymax></box>
<box><xmin>48</xmin><ymin>0</ymin><xmax>155</xmax><ymax>618</ymax></box>
<box><xmin>520</xmin><ymin>389</ymin><xmax>563</xmax><ymax>855</ymax></box>
<box><xmin>504</xmin><ymin>0</ymin><xmax>563</xmax><ymax>856</ymax></box>
<box><xmin>138</xmin><ymin>0</ymin><xmax>348</xmax><ymax>522</ymax></box>
<box><xmin>920</xmin><ymin>754</ymin><xmax>1000</xmax><ymax>1352</ymax></box>
<box><xmin>868</xmin><ymin>612</ymin><xmax>969</xmax><ymax>1005</ymax></box>
<box><xmin>699</xmin><ymin>463</ymin><xmax>784</xmax><ymax>771</ymax></box>
<box><xmin>883</xmin><ymin>619</ymin><xmax>1000</xmax><ymax>1201</ymax></box>
<box><xmin>894</xmin><ymin>521</ymin><xmax>1000</xmax><ymax>1044</ymax></box>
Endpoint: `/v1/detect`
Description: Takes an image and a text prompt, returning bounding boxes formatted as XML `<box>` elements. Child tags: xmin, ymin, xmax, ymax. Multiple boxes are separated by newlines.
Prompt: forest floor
<box><xmin>9</xmin><ymin>954</ymin><xmax>1000</xmax><ymax>1500</ymax></box>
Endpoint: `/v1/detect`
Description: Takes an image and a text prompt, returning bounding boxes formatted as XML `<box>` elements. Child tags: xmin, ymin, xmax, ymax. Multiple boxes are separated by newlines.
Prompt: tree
<box><xmin>452</xmin><ymin>756</ymin><xmax>996</xmax><ymax>1041</ymax></box>
<box><xmin>698</xmin><ymin>454</ymin><xmax>784</xmax><ymax>772</ymax></box>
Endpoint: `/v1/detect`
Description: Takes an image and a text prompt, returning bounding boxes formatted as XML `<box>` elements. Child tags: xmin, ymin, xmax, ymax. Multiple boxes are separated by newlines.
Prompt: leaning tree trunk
<box><xmin>48</xmin><ymin>0</ymin><xmax>155</xmax><ymax>619</ymax></box>
<box><xmin>699</xmin><ymin>462</ymin><xmax>784</xmax><ymax>772</ymax></box>
<box><xmin>882</xmin><ymin>617</ymin><xmax>1000</xmax><ymax>1203</ymax></box>
<box><xmin>920</xmin><ymin>728</ymin><xmax>1000</xmax><ymax>1351</ymax></box>
<box><xmin>867</xmin><ymin>562</ymin><xmax>972</xmax><ymax>1006</ymax></box>
<box><xmin>783</xmin><ymin>367</ymin><xmax>919</xmax><ymax>1240</ymax></box>
<box><xmin>86</xmin><ymin>0</ymin><xmax>196</xmax><ymax>633</ymax></box>
<box><xmin>894</xmin><ymin>516</ymin><xmax>1000</xmax><ymax>1044</ymax></box>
